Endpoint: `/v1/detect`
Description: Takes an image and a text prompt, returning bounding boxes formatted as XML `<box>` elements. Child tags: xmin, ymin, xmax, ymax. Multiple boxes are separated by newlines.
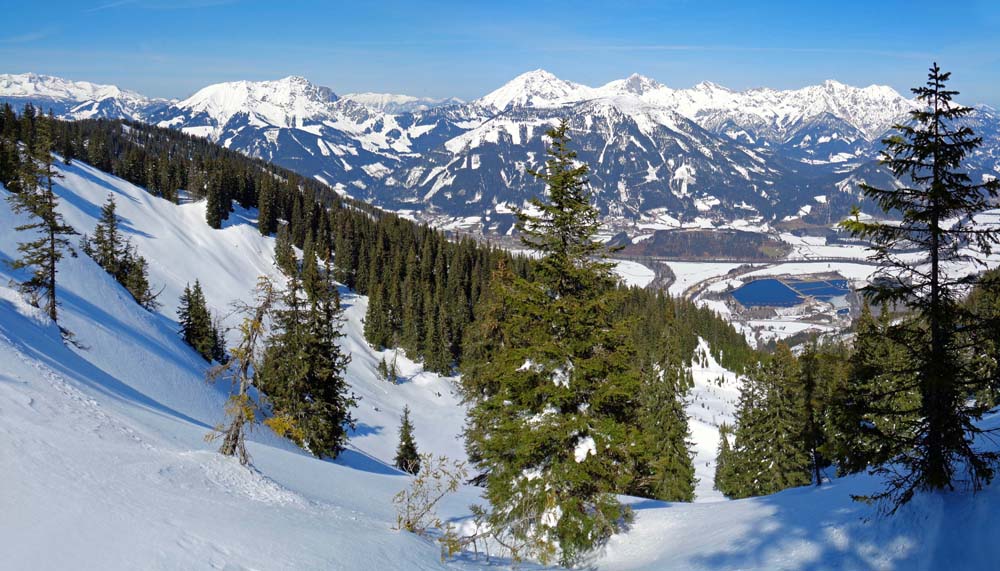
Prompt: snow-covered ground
<box><xmin>2</xmin><ymin>159</ymin><xmax>998</xmax><ymax>569</ymax></box>
<box><xmin>613</xmin><ymin>260</ymin><xmax>656</xmax><ymax>288</ymax></box>
<box><xmin>0</xmin><ymin>165</ymin><xmax>477</xmax><ymax>570</ymax></box>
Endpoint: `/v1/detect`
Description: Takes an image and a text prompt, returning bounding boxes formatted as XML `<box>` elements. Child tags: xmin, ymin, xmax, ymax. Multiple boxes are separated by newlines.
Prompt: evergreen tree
<box><xmin>394</xmin><ymin>406</ymin><xmax>421</xmax><ymax>475</ymax></box>
<box><xmin>81</xmin><ymin>194</ymin><xmax>159</xmax><ymax>310</ymax></box>
<box><xmin>829</xmin><ymin>303</ymin><xmax>918</xmax><ymax>476</ymax></box>
<box><xmin>6</xmin><ymin>117</ymin><xmax>77</xmax><ymax>322</ymax></box>
<box><xmin>461</xmin><ymin>121</ymin><xmax>645</xmax><ymax>566</ymax></box>
<box><xmin>178</xmin><ymin>280</ymin><xmax>221</xmax><ymax>362</ymax></box>
<box><xmin>400</xmin><ymin>247</ymin><xmax>422</xmax><ymax>353</ymax></box>
<box><xmin>364</xmin><ymin>282</ymin><xmax>393</xmax><ymax>350</ymax></box>
<box><xmin>205</xmin><ymin>169</ymin><xmax>228</xmax><ymax>229</ymax></box>
<box><xmin>841</xmin><ymin>64</ymin><xmax>1000</xmax><ymax>510</ymax></box>
<box><xmin>720</xmin><ymin>345</ymin><xmax>811</xmax><ymax>499</ymax></box>
<box><xmin>0</xmin><ymin>105</ymin><xmax>21</xmax><ymax>190</ymax></box>
<box><xmin>121</xmin><ymin>247</ymin><xmax>159</xmax><ymax>311</ymax></box>
<box><xmin>274</xmin><ymin>224</ymin><xmax>297</xmax><ymax>277</ymax></box>
<box><xmin>714</xmin><ymin>423</ymin><xmax>735</xmax><ymax>493</ymax></box>
<box><xmin>259</xmin><ymin>246</ymin><xmax>356</xmax><ymax>458</ymax></box>
<box><xmin>631</xmin><ymin>356</ymin><xmax>696</xmax><ymax>502</ymax></box>
<box><xmin>257</xmin><ymin>175</ymin><xmax>278</xmax><ymax>236</ymax></box>
<box><xmin>90</xmin><ymin>194</ymin><xmax>125</xmax><ymax>276</ymax></box>
<box><xmin>965</xmin><ymin>269</ymin><xmax>1000</xmax><ymax>408</ymax></box>
<box><xmin>377</xmin><ymin>356</ymin><xmax>391</xmax><ymax>383</ymax></box>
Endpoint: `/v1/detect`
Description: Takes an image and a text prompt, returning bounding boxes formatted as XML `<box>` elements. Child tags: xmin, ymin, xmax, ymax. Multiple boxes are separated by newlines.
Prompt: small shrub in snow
<box><xmin>393</xmin><ymin>454</ymin><xmax>466</xmax><ymax>537</ymax></box>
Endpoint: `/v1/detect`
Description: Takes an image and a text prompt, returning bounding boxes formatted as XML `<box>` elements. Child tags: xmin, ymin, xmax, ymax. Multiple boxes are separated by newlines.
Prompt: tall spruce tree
<box><xmin>205</xmin><ymin>168</ymin><xmax>228</xmax><ymax>229</ymax></box>
<box><xmin>714</xmin><ymin>422</ymin><xmax>735</xmax><ymax>493</ymax></box>
<box><xmin>718</xmin><ymin>344</ymin><xmax>811</xmax><ymax>499</ymax></box>
<box><xmin>88</xmin><ymin>194</ymin><xmax>125</xmax><ymax>277</ymax></box>
<box><xmin>273</xmin><ymin>224</ymin><xmax>297</xmax><ymax>277</ymax></box>
<box><xmin>631</xmin><ymin>356</ymin><xmax>696</xmax><ymax>502</ymax></box>
<box><xmin>394</xmin><ymin>406</ymin><xmax>421</xmax><ymax>475</ymax></box>
<box><xmin>965</xmin><ymin>269</ymin><xmax>1000</xmax><ymax>408</ymax></box>
<box><xmin>790</xmin><ymin>338</ymin><xmax>851</xmax><ymax>486</ymax></box>
<box><xmin>257</xmin><ymin>175</ymin><xmax>278</xmax><ymax>236</ymax></box>
<box><xmin>841</xmin><ymin>64</ymin><xmax>1000</xmax><ymax>510</ymax></box>
<box><xmin>6</xmin><ymin>116</ymin><xmax>77</xmax><ymax>322</ymax></box>
<box><xmin>461</xmin><ymin>120</ymin><xmax>645</xmax><ymax>566</ymax></box>
<box><xmin>364</xmin><ymin>282</ymin><xmax>393</xmax><ymax>350</ymax></box>
<box><xmin>260</xmin><ymin>242</ymin><xmax>356</xmax><ymax>458</ymax></box>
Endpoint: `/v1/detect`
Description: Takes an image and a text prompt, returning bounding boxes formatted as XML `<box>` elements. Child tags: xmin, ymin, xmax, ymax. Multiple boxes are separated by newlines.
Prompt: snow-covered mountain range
<box><xmin>0</xmin><ymin>72</ymin><xmax>168</xmax><ymax>121</ymax></box>
<box><xmin>3</xmin><ymin>71</ymin><xmax>998</xmax><ymax>235</ymax></box>
<box><xmin>340</xmin><ymin>92</ymin><xmax>464</xmax><ymax>114</ymax></box>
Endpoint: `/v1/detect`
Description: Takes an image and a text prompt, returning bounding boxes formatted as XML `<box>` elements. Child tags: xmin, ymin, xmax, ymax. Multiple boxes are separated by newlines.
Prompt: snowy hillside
<box><xmin>0</xmin><ymin>169</ymin><xmax>477</xmax><ymax>569</ymax></box>
<box><xmin>686</xmin><ymin>339</ymin><xmax>743</xmax><ymax>503</ymax></box>
<box><xmin>2</xmin><ymin>158</ymin><xmax>998</xmax><ymax>569</ymax></box>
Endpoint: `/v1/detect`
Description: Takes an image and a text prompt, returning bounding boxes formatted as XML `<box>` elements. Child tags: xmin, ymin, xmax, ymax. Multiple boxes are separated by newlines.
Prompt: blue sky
<box><xmin>2</xmin><ymin>0</ymin><xmax>999</xmax><ymax>105</ymax></box>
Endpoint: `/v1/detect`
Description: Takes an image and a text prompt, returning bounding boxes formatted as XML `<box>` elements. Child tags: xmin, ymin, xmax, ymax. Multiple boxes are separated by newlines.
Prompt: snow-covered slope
<box><xmin>34</xmin><ymin>158</ymin><xmax>467</xmax><ymax>464</ymax></box>
<box><xmin>1</xmin><ymin>158</ymin><xmax>999</xmax><ymax>569</ymax></box>
<box><xmin>0</xmin><ymin>180</ymin><xmax>470</xmax><ymax>569</ymax></box>
<box><xmin>686</xmin><ymin>338</ymin><xmax>743</xmax><ymax>503</ymax></box>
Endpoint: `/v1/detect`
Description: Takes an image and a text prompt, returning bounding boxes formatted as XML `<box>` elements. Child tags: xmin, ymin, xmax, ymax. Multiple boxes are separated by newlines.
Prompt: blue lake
<box><xmin>732</xmin><ymin>278</ymin><xmax>849</xmax><ymax>308</ymax></box>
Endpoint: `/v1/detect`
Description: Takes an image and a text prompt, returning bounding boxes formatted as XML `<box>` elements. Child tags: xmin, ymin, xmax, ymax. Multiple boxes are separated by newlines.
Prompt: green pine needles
<box><xmin>259</xmin><ymin>231</ymin><xmax>356</xmax><ymax>459</ymax></box>
<box><xmin>81</xmin><ymin>194</ymin><xmax>160</xmax><ymax>311</ymax></box>
<box><xmin>6</xmin><ymin>115</ymin><xmax>77</xmax><ymax>323</ymax></box>
<box><xmin>461</xmin><ymin>120</ymin><xmax>681</xmax><ymax>566</ymax></box>
<box><xmin>395</xmin><ymin>406</ymin><xmax>421</xmax><ymax>475</ymax></box>
<box><xmin>841</xmin><ymin>63</ymin><xmax>1000</xmax><ymax>511</ymax></box>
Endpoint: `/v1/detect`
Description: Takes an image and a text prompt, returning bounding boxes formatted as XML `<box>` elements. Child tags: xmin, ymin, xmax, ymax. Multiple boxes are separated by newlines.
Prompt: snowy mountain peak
<box><xmin>797</xmin><ymin>80</ymin><xmax>917</xmax><ymax>139</ymax></box>
<box><xmin>602</xmin><ymin>73</ymin><xmax>666</xmax><ymax>96</ymax></box>
<box><xmin>476</xmin><ymin>69</ymin><xmax>594</xmax><ymax>111</ymax></box>
<box><xmin>693</xmin><ymin>80</ymin><xmax>732</xmax><ymax>93</ymax></box>
<box><xmin>340</xmin><ymin>92</ymin><xmax>464</xmax><ymax>114</ymax></box>
<box><xmin>0</xmin><ymin>72</ymin><xmax>148</xmax><ymax>104</ymax></box>
<box><xmin>174</xmin><ymin>76</ymin><xmax>339</xmax><ymax>129</ymax></box>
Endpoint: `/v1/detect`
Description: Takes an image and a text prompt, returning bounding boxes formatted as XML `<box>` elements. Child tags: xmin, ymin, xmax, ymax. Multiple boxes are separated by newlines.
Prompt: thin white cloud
<box><xmin>84</xmin><ymin>0</ymin><xmax>236</xmax><ymax>11</ymax></box>
<box><xmin>0</xmin><ymin>27</ymin><xmax>57</xmax><ymax>44</ymax></box>
<box><xmin>84</xmin><ymin>0</ymin><xmax>137</xmax><ymax>12</ymax></box>
<box><xmin>147</xmin><ymin>0</ymin><xmax>239</xmax><ymax>8</ymax></box>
